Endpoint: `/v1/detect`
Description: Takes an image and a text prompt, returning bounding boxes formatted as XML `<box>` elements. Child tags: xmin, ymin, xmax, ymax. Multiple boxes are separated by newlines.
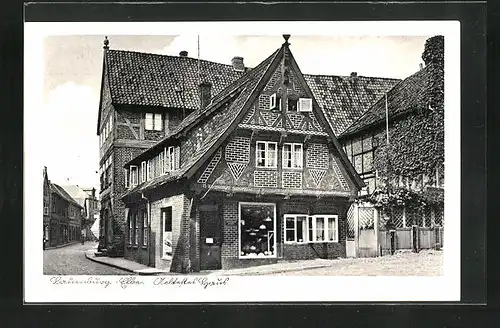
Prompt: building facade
<box><xmin>119</xmin><ymin>36</ymin><xmax>402</xmax><ymax>273</ymax></box>
<box><xmin>43</xmin><ymin>167</ymin><xmax>84</xmax><ymax>248</ymax></box>
<box><xmin>96</xmin><ymin>35</ymin><xmax>404</xmax><ymax>265</ymax></box>
<box><xmin>61</xmin><ymin>185</ymin><xmax>100</xmax><ymax>241</ymax></box>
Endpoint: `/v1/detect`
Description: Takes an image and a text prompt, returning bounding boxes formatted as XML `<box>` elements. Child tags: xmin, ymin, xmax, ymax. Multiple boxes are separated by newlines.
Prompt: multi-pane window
<box><xmin>285</xmin><ymin>214</ymin><xmax>338</xmax><ymax>243</ymax></box>
<box><xmin>124</xmin><ymin>168</ymin><xmax>129</xmax><ymax>188</ymax></box>
<box><xmin>142</xmin><ymin>211</ymin><xmax>148</xmax><ymax>246</ymax></box>
<box><xmin>282</xmin><ymin>143</ymin><xmax>303</xmax><ymax>169</ymax></box>
<box><xmin>256</xmin><ymin>141</ymin><xmax>277</xmax><ymax>168</ymax></box>
<box><xmin>145</xmin><ymin>113</ymin><xmax>162</xmax><ymax>131</ymax></box>
<box><xmin>344</xmin><ymin>135</ymin><xmax>376</xmax><ymax>192</ymax></box>
<box><xmin>130</xmin><ymin>165</ymin><xmax>138</xmax><ymax>187</ymax></box>
<box><xmin>147</xmin><ymin>160</ymin><xmax>152</xmax><ymax>180</ymax></box>
<box><xmin>128</xmin><ymin>213</ymin><xmax>133</xmax><ymax>244</ymax></box>
<box><xmin>141</xmin><ymin>161</ymin><xmax>147</xmax><ymax>182</ymax></box>
<box><xmin>167</xmin><ymin>146</ymin><xmax>180</xmax><ymax>171</ymax></box>
<box><xmin>134</xmin><ymin>213</ymin><xmax>139</xmax><ymax>245</ymax></box>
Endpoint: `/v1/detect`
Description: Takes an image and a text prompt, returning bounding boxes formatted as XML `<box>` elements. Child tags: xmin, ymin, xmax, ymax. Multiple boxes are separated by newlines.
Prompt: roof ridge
<box><xmin>304</xmin><ymin>73</ymin><xmax>402</xmax><ymax>81</ymax></box>
<box><xmin>107</xmin><ymin>48</ymin><xmax>235</xmax><ymax>68</ymax></box>
<box><xmin>339</xmin><ymin>63</ymin><xmax>439</xmax><ymax>137</ymax></box>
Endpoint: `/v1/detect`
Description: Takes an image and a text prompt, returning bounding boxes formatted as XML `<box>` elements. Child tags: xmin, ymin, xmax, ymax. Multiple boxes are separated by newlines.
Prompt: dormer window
<box><xmin>145</xmin><ymin>113</ymin><xmax>163</xmax><ymax>131</ymax></box>
<box><xmin>298</xmin><ymin>98</ymin><xmax>313</xmax><ymax>112</ymax></box>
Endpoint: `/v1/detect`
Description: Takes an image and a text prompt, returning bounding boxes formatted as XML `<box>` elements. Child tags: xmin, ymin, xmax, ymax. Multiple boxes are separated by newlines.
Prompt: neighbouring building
<box><xmin>117</xmin><ymin>35</ymin><xmax>405</xmax><ymax>273</ymax></box>
<box><xmin>43</xmin><ymin>167</ymin><xmax>84</xmax><ymax>248</ymax></box>
<box><xmin>61</xmin><ymin>185</ymin><xmax>100</xmax><ymax>241</ymax></box>
<box><xmin>338</xmin><ymin>36</ymin><xmax>445</xmax><ymax>256</ymax></box>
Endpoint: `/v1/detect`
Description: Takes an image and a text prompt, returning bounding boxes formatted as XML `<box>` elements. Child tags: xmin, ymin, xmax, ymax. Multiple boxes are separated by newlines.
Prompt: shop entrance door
<box><xmin>199</xmin><ymin>204</ymin><xmax>221</xmax><ymax>270</ymax></box>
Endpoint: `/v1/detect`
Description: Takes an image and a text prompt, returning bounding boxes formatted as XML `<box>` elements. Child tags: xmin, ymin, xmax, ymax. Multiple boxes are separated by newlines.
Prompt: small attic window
<box><xmin>269</xmin><ymin>93</ymin><xmax>281</xmax><ymax>111</ymax></box>
<box><xmin>269</xmin><ymin>93</ymin><xmax>277</xmax><ymax>110</ymax></box>
<box><xmin>298</xmin><ymin>98</ymin><xmax>313</xmax><ymax>112</ymax></box>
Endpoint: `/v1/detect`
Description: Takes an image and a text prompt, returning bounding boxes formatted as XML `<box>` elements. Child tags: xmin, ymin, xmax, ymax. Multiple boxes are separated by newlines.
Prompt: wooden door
<box><xmin>199</xmin><ymin>204</ymin><xmax>222</xmax><ymax>270</ymax></box>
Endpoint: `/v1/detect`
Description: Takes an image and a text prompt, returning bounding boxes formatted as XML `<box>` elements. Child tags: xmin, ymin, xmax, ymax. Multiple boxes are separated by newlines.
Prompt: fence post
<box><xmin>374</xmin><ymin>207</ymin><xmax>380</xmax><ymax>256</ymax></box>
<box><xmin>411</xmin><ymin>225</ymin><xmax>420</xmax><ymax>253</ymax></box>
<box><xmin>354</xmin><ymin>203</ymin><xmax>359</xmax><ymax>258</ymax></box>
<box><xmin>434</xmin><ymin>226</ymin><xmax>442</xmax><ymax>250</ymax></box>
<box><xmin>389</xmin><ymin>229</ymin><xmax>396</xmax><ymax>255</ymax></box>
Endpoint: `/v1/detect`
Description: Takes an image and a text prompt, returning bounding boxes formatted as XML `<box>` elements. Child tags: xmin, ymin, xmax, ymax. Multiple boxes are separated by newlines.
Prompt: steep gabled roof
<box><xmin>51</xmin><ymin>183</ymin><xmax>84</xmax><ymax>209</ymax></box>
<box><xmin>305</xmin><ymin>74</ymin><xmax>400</xmax><ymax>135</ymax></box>
<box><xmin>60</xmin><ymin>185</ymin><xmax>89</xmax><ymax>207</ymax></box>
<box><xmin>340</xmin><ymin>63</ymin><xmax>442</xmax><ymax>138</ymax></box>
<box><xmin>122</xmin><ymin>47</ymin><xmax>283</xmax><ymax>197</ymax></box>
<box><xmin>125</xmin><ymin>49</ymin><xmax>281</xmax><ymax>166</ymax></box>
<box><xmin>105</xmin><ymin>49</ymin><xmax>247</xmax><ymax>109</ymax></box>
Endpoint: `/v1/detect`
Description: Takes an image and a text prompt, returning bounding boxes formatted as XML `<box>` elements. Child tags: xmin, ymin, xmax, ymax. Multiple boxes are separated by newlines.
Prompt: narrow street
<box><xmin>43</xmin><ymin>242</ymin><xmax>128</xmax><ymax>275</ymax></box>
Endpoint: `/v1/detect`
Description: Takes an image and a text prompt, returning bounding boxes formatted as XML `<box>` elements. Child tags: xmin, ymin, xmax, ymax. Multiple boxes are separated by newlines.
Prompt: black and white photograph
<box><xmin>24</xmin><ymin>21</ymin><xmax>461</xmax><ymax>303</ymax></box>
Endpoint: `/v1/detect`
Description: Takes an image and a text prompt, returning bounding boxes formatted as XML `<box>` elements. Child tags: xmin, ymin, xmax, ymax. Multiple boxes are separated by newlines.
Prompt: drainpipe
<box><xmin>142</xmin><ymin>192</ymin><xmax>152</xmax><ymax>267</ymax></box>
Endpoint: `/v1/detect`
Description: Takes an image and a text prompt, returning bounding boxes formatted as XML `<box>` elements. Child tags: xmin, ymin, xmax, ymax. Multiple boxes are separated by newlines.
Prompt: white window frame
<box><xmin>147</xmin><ymin>160</ymin><xmax>152</xmax><ymax>180</ymax></box>
<box><xmin>154</xmin><ymin>113</ymin><xmax>163</xmax><ymax>131</ymax></box>
<box><xmin>142</xmin><ymin>211</ymin><xmax>148</xmax><ymax>246</ymax></box>
<box><xmin>269</xmin><ymin>93</ymin><xmax>277</xmax><ymax>110</ymax></box>
<box><xmin>255</xmin><ymin>141</ymin><xmax>277</xmax><ymax>168</ymax></box>
<box><xmin>238</xmin><ymin>202</ymin><xmax>277</xmax><ymax>259</ymax></box>
<box><xmin>284</xmin><ymin>214</ymin><xmax>308</xmax><ymax>243</ymax></box>
<box><xmin>145</xmin><ymin>113</ymin><xmax>154</xmax><ymax>130</ymax></box>
<box><xmin>134</xmin><ymin>213</ymin><xmax>139</xmax><ymax>245</ymax></box>
<box><xmin>284</xmin><ymin>214</ymin><xmax>338</xmax><ymax>244</ymax></box>
<box><xmin>168</xmin><ymin>146</ymin><xmax>175</xmax><ymax>171</ymax></box>
<box><xmin>128</xmin><ymin>214</ymin><xmax>133</xmax><ymax>244</ymax></box>
<box><xmin>159</xmin><ymin>150</ymin><xmax>165</xmax><ymax>175</ymax></box>
<box><xmin>298</xmin><ymin>97</ymin><xmax>313</xmax><ymax>112</ymax></box>
<box><xmin>282</xmin><ymin>143</ymin><xmax>303</xmax><ymax>169</ymax></box>
<box><xmin>141</xmin><ymin>161</ymin><xmax>147</xmax><ymax>182</ymax></box>
<box><xmin>130</xmin><ymin>165</ymin><xmax>138</xmax><ymax>187</ymax></box>
<box><xmin>145</xmin><ymin>113</ymin><xmax>162</xmax><ymax>131</ymax></box>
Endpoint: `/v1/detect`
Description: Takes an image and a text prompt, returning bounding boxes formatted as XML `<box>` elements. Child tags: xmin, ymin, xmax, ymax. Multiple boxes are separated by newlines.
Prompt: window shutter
<box><xmin>298</xmin><ymin>98</ymin><xmax>313</xmax><ymax>112</ymax></box>
<box><xmin>145</xmin><ymin>113</ymin><xmax>153</xmax><ymax>130</ymax></box>
<box><xmin>175</xmin><ymin>146</ymin><xmax>180</xmax><ymax>170</ymax></box>
<box><xmin>269</xmin><ymin>93</ymin><xmax>277</xmax><ymax>110</ymax></box>
<box><xmin>154</xmin><ymin>113</ymin><xmax>162</xmax><ymax>131</ymax></box>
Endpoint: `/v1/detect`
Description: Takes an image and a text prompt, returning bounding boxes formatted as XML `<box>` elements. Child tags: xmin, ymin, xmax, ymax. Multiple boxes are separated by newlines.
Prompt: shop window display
<box><xmin>239</xmin><ymin>203</ymin><xmax>276</xmax><ymax>258</ymax></box>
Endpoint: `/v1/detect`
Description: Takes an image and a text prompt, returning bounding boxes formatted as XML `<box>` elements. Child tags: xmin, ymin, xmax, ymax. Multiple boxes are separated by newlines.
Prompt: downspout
<box><xmin>142</xmin><ymin>192</ymin><xmax>152</xmax><ymax>267</ymax></box>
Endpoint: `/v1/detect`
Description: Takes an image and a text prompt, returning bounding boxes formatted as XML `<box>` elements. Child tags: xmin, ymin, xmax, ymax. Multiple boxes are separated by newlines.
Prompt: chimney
<box><xmin>43</xmin><ymin>166</ymin><xmax>47</xmax><ymax>175</ymax></box>
<box><xmin>231</xmin><ymin>56</ymin><xmax>245</xmax><ymax>72</ymax></box>
<box><xmin>419</xmin><ymin>63</ymin><xmax>424</xmax><ymax>70</ymax></box>
<box><xmin>350</xmin><ymin>72</ymin><xmax>357</xmax><ymax>78</ymax></box>
<box><xmin>179</xmin><ymin>50</ymin><xmax>188</xmax><ymax>57</ymax></box>
<box><xmin>199</xmin><ymin>81</ymin><xmax>212</xmax><ymax>111</ymax></box>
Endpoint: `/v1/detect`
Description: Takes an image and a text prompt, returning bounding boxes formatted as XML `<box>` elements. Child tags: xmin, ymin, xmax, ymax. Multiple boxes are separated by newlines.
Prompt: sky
<box><xmin>41</xmin><ymin>34</ymin><xmax>430</xmax><ymax>194</ymax></box>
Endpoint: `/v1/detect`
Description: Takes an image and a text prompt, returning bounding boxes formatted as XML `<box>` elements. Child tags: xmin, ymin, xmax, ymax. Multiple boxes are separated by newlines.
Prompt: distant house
<box><xmin>61</xmin><ymin>185</ymin><xmax>100</xmax><ymax>241</ymax></box>
<box><xmin>338</xmin><ymin>36</ymin><xmax>445</xmax><ymax>256</ymax></box>
<box><xmin>115</xmin><ymin>35</ymin><xmax>405</xmax><ymax>273</ymax></box>
<box><xmin>43</xmin><ymin>168</ymin><xmax>84</xmax><ymax>248</ymax></box>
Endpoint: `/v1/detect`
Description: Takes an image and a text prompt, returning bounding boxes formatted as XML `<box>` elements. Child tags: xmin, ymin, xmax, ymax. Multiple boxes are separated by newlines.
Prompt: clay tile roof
<box><xmin>304</xmin><ymin>74</ymin><xmax>400</xmax><ymax>136</ymax></box>
<box><xmin>122</xmin><ymin>48</ymin><xmax>280</xmax><ymax>198</ymax></box>
<box><xmin>340</xmin><ymin>63</ymin><xmax>442</xmax><ymax>138</ymax></box>
<box><xmin>105</xmin><ymin>49</ymin><xmax>247</xmax><ymax>109</ymax></box>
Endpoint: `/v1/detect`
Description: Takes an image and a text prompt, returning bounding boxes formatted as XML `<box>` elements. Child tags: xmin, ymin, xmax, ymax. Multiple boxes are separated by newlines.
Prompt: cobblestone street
<box><xmin>43</xmin><ymin>242</ymin><xmax>128</xmax><ymax>275</ymax></box>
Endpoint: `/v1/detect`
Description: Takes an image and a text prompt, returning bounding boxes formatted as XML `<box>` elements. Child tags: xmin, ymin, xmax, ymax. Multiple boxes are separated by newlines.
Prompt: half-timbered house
<box><xmin>119</xmin><ymin>35</ymin><xmax>400</xmax><ymax>272</ymax></box>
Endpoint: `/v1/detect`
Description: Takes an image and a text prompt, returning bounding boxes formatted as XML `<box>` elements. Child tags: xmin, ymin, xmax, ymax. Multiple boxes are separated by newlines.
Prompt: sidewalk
<box><xmin>84</xmin><ymin>248</ymin><xmax>170</xmax><ymax>275</ymax></box>
<box><xmin>84</xmin><ymin>247</ymin><xmax>335</xmax><ymax>276</ymax></box>
<box><xmin>205</xmin><ymin>259</ymin><xmax>334</xmax><ymax>276</ymax></box>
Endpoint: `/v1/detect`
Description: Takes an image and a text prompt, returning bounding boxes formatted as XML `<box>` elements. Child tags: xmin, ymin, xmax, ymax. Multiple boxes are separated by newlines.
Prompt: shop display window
<box><xmin>239</xmin><ymin>203</ymin><xmax>276</xmax><ymax>258</ymax></box>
